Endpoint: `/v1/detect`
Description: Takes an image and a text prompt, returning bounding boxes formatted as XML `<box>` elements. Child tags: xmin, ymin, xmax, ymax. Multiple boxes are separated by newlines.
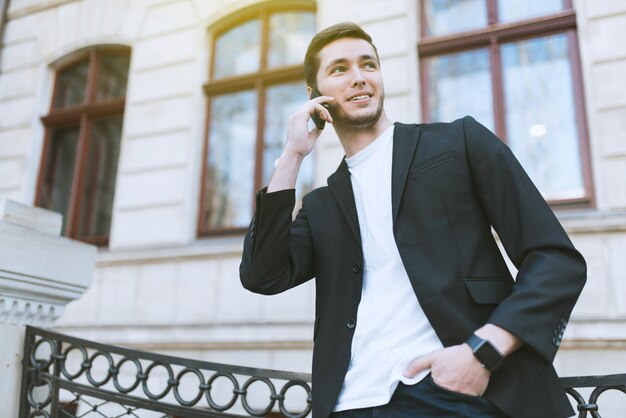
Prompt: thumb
<box><xmin>403</xmin><ymin>353</ymin><xmax>434</xmax><ymax>378</ymax></box>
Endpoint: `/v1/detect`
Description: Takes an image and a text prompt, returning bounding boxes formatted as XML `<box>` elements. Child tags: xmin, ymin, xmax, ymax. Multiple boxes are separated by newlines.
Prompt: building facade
<box><xmin>0</xmin><ymin>0</ymin><xmax>625</xmax><ymax>414</ymax></box>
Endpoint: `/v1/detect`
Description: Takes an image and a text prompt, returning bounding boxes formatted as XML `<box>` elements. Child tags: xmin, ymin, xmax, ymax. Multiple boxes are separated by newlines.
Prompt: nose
<box><xmin>350</xmin><ymin>66</ymin><xmax>366</xmax><ymax>87</ymax></box>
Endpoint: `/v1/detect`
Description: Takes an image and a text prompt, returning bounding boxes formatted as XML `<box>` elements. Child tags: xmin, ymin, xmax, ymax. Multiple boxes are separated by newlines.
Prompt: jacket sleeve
<box><xmin>239</xmin><ymin>188</ymin><xmax>316</xmax><ymax>295</ymax></box>
<box><xmin>462</xmin><ymin>115</ymin><xmax>587</xmax><ymax>363</ymax></box>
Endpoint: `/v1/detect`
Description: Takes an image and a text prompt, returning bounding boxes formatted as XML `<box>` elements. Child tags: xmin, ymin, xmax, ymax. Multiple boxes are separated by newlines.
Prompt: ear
<box><xmin>306</xmin><ymin>86</ymin><xmax>313</xmax><ymax>99</ymax></box>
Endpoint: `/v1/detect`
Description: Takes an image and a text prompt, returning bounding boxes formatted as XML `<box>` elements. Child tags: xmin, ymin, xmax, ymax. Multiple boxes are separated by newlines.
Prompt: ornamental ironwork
<box><xmin>19</xmin><ymin>326</ymin><xmax>626</xmax><ymax>417</ymax></box>
<box><xmin>19</xmin><ymin>326</ymin><xmax>311</xmax><ymax>417</ymax></box>
<box><xmin>561</xmin><ymin>374</ymin><xmax>626</xmax><ymax>418</ymax></box>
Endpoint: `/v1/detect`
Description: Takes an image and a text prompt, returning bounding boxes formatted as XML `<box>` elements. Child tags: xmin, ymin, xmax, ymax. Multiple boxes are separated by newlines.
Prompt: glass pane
<box><xmin>425</xmin><ymin>48</ymin><xmax>494</xmax><ymax>130</ymax></box>
<box><xmin>39</xmin><ymin>127</ymin><xmax>80</xmax><ymax>234</ymax></box>
<box><xmin>502</xmin><ymin>34</ymin><xmax>584</xmax><ymax>200</ymax></box>
<box><xmin>213</xmin><ymin>19</ymin><xmax>261</xmax><ymax>79</ymax></box>
<box><xmin>498</xmin><ymin>0</ymin><xmax>565</xmax><ymax>23</ymax></box>
<box><xmin>268</xmin><ymin>11</ymin><xmax>316</xmax><ymax>68</ymax></box>
<box><xmin>54</xmin><ymin>61</ymin><xmax>89</xmax><ymax>108</ymax></box>
<box><xmin>77</xmin><ymin>117</ymin><xmax>123</xmax><ymax>240</ymax></box>
<box><xmin>424</xmin><ymin>0</ymin><xmax>487</xmax><ymax>36</ymax></box>
<box><xmin>203</xmin><ymin>90</ymin><xmax>258</xmax><ymax>229</ymax></box>
<box><xmin>264</xmin><ymin>82</ymin><xmax>314</xmax><ymax>199</ymax></box>
<box><xmin>96</xmin><ymin>54</ymin><xmax>130</xmax><ymax>101</ymax></box>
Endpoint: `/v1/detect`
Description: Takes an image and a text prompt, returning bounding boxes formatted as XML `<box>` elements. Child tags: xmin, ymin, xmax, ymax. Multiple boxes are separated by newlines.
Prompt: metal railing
<box><xmin>19</xmin><ymin>326</ymin><xmax>626</xmax><ymax>417</ymax></box>
<box><xmin>19</xmin><ymin>326</ymin><xmax>311</xmax><ymax>417</ymax></box>
<box><xmin>561</xmin><ymin>374</ymin><xmax>626</xmax><ymax>418</ymax></box>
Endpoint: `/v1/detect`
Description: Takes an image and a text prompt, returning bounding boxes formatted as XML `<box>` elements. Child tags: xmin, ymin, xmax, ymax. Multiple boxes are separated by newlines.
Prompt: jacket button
<box><xmin>352</xmin><ymin>263</ymin><xmax>361</xmax><ymax>273</ymax></box>
<box><xmin>347</xmin><ymin>318</ymin><xmax>356</xmax><ymax>329</ymax></box>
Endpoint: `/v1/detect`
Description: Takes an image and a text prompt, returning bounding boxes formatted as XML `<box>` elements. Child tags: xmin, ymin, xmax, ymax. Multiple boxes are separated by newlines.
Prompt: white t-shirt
<box><xmin>333</xmin><ymin>125</ymin><xmax>444</xmax><ymax>412</ymax></box>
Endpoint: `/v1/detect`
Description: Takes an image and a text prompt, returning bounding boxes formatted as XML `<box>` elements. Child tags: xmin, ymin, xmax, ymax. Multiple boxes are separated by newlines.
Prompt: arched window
<box><xmin>199</xmin><ymin>3</ymin><xmax>316</xmax><ymax>234</ymax></box>
<box><xmin>36</xmin><ymin>47</ymin><xmax>130</xmax><ymax>245</ymax></box>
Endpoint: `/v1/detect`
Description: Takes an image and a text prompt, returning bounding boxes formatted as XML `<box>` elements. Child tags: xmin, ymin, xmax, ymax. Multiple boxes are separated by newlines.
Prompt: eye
<box><xmin>330</xmin><ymin>66</ymin><xmax>345</xmax><ymax>74</ymax></box>
<box><xmin>363</xmin><ymin>62</ymin><xmax>377</xmax><ymax>69</ymax></box>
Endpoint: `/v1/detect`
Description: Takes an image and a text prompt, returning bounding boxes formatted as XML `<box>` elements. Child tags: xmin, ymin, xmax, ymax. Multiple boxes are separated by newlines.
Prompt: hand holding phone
<box><xmin>310</xmin><ymin>89</ymin><xmax>331</xmax><ymax>130</ymax></box>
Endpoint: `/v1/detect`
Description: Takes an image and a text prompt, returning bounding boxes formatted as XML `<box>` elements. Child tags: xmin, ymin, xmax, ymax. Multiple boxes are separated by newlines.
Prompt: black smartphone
<box><xmin>310</xmin><ymin>89</ymin><xmax>330</xmax><ymax>130</ymax></box>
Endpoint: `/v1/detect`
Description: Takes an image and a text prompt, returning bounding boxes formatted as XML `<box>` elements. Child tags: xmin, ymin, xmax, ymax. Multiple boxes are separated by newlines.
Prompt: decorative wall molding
<box><xmin>0</xmin><ymin>294</ymin><xmax>62</xmax><ymax>327</ymax></box>
<box><xmin>0</xmin><ymin>199</ymin><xmax>96</xmax><ymax>328</ymax></box>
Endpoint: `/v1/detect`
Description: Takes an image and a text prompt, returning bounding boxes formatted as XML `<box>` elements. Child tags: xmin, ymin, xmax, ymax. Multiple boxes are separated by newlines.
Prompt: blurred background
<box><xmin>0</xmin><ymin>0</ymin><xmax>625</xmax><ymax>414</ymax></box>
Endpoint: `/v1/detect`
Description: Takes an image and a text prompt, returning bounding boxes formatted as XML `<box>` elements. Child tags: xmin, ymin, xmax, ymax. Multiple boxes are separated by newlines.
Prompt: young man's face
<box><xmin>313</xmin><ymin>37</ymin><xmax>385</xmax><ymax>129</ymax></box>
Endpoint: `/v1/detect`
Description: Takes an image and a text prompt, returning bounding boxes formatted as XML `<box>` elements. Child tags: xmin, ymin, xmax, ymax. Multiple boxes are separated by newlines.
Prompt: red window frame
<box><xmin>418</xmin><ymin>0</ymin><xmax>594</xmax><ymax>209</ymax></box>
<box><xmin>35</xmin><ymin>47</ymin><xmax>130</xmax><ymax>245</ymax></box>
<box><xmin>198</xmin><ymin>2</ymin><xmax>316</xmax><ymax>236</ymax></box>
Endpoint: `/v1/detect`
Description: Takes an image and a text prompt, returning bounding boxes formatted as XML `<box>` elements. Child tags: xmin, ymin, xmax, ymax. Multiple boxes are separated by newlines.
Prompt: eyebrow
<box><xmin>323</xmin><ymin>55</ymin><xmax>378</xmax><ymax>72</ymax></box>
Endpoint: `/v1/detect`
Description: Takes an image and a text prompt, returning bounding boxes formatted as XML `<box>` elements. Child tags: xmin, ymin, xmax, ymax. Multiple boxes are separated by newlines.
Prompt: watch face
<box><xmin>475</xmin><ymin>341</ymin><xmax>503</xmax><ymax>371</ymax></box>
<box><xmin>466</xmin><ymin>334</ymin><xmax>504</xmax><ymax>371</ymax></box>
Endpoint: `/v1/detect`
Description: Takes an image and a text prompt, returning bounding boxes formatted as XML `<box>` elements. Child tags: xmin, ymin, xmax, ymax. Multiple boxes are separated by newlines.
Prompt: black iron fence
<box><xmin>19</xmin><ymin>326</ymin><xmax>626</xmax><ymax>418</ymax></box>
<box><xmin>19</xmin><ymin>326</ymin><xmax>311</xmax><ymax>418</ymax></box>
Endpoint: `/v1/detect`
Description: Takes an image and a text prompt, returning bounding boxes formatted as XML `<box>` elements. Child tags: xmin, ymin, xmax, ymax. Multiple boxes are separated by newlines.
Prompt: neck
<box><xmin>335</xmin><ymin>113</ymin><xmax>392</xmax><ymax>157</ymax></box>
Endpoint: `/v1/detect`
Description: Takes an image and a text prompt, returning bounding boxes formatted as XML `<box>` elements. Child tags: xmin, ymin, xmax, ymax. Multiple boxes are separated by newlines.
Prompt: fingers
<box><xmin>311</xmin><ymin>102</ymin><xmax>333</xmax><ymax>124</ymax></box>
<box><xmin>310</xmin><ymin>96</ymin><xmax>334</xmax><ymax>122</ymax></box>
<box><xmin>403</xmin><ymin>352</ymin><xmax>434</xmax><ymax>378</ymax></box>
<box><xmin>309</xmin><ymin>94</ymin><xmax>334</xmax><ymax>106</ymax></box>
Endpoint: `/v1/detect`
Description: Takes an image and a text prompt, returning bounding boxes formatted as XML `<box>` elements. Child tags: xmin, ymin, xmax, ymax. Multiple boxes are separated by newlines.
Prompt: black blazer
<box><xmin>240</xmin><ymin>116</ymin><xmax>586</xmax><ymax>418</ymax></box>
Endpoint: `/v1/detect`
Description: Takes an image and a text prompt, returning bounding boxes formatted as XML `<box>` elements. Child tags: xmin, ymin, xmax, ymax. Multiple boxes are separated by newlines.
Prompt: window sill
<box><xmin>556</xmin><ymin>209</ymin><xmax>626</xmax><ymax>234</ymax></box>
<box><xmin>96</xmin><ymin>234</ymin><xmax>246</xmax><ymax>266</ymax></box>
<box><xmin>96</xmin><ymin>210</ymin><xmax>626</xmax><ymax>266</ymax></box>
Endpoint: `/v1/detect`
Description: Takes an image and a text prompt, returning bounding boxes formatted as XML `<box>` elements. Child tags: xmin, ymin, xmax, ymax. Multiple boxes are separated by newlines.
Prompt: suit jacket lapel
<box><xmin>392</xmin><ymin>122</ymin><xmax>422</xmax><ymax>223</ymax></box>
<box><xmin>328</xmin><ymin>159</ymin><xmax>361</xmax><ymax>246</ymax></box>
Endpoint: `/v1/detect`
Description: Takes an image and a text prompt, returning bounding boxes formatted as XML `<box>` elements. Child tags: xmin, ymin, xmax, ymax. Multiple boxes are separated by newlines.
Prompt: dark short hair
<box><xmin>304</xmin><ymin>22</ymin><xmax>379</xmax><ymax>90</ymax></box>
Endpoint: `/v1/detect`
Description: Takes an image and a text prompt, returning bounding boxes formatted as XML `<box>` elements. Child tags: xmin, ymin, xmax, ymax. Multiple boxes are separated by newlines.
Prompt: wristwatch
<box><xmin>465</xmin><ymin>334</ymin><xmax>504</xmax><ymax>371</ymax></box>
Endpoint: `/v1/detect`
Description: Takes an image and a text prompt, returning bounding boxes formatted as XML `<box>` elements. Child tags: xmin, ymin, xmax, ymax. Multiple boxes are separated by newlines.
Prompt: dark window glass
<box><xmin>38</xmin><ymin>49</ymin><xmax>129</xmax><ymax>245</ymax></box>
<box><xmin>77</xmin><ymin>117</ymin><xmax>123</xmax><ymax>239</ymax></box>
<box><xmin>39</xmin><ymin>127</ymin><xmax>80</xmax><ymax>233</ymax></box>
<box><xmin>96</xmin><ymin>54</ymin><xmax>131</xmax><ymax>101</ymax></box>
<box><xmin>54</xmin><ymin>61</ymin><xmax>89</xmax><ymax>108</ymax></box>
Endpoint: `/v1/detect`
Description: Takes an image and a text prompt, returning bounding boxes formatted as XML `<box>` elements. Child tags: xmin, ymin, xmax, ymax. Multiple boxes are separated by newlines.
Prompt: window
<box><xmin>199</xmin><ymin>4</ymin><xmax>316</xmax><ymax>234</ymax></box>
<box><xmin>419</xmin><ymin>0</ymin><xmax>593</xmax><ymax>207</ymax></box>
<box><xmin>36</xmin><ymin>48</ymin><xmax>130</xmax><ymax>245</ymax></box>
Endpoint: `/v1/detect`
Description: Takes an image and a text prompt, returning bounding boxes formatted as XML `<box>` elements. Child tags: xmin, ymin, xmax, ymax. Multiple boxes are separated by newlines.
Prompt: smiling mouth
<box><xmin>349</xmin><ymin>94</ymin><xmax>372</xmax><ymax>102</ymax></box>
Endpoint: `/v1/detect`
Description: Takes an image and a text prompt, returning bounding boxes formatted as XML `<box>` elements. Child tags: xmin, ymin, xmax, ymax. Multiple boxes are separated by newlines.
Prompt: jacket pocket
<box><xmin>410</xmin><ymin>151</ymin><xmax>456</xmax><ymax>178</ymax></box>
<box><xmin>462</xmin><ymin>277</ymin><xmax>513</xmax><ymax>304</ymax></box>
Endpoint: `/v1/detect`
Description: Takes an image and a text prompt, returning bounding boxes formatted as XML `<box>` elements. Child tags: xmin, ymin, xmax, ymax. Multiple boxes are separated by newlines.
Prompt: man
<box><xmin>239</xmin><ymin>22</ymin><xmax>586</xmax><ymax>418</ymax></box>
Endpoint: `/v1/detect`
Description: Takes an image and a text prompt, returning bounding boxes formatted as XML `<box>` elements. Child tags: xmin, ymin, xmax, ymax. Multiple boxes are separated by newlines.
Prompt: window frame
<box><xmin>418</xmin><ymin>0</ymin><xmax>594</xmax><ymax>209</ymax></box>
<box><xmin>198</xmin><ymin>2</ymin><xmax>316</xmax><ymax>236</ymax></box>
<box><xmin>35</xmin><ymin>47</ymin><xmax>130</xmax><ymax>246</ymax></box>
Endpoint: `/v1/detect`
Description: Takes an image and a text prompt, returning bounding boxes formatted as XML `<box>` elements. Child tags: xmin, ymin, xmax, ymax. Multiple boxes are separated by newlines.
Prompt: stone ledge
<box><xmin>557</xmin><ymin>209</ymin><xmax>626</xmax><ymax>234</ymax></box>
<box><xmin>0</xmin><ymin>200</ymin><xmax>96</xmax><ymax>328</ymax></box>
<box><xmin>0</xmin><ymin>198</ymin><xmax>62</xmax><ymax>235</ymax></box>
<box><xmin>53</xmin><ymin>322</ymin><xmax>315</xmax><ymax>350</ymax></box>
<box><xmin>566</xmin><ymin>317</ymin><xmax>626</xmax><ymax>341</ymax></box>
<box><xmin>97</xmin><ymin>235</ymin><xmax>245</xmax><ymax>265</ymax></box>
<box><xmin>98</xmin><ymin>209</ymin><xmax>626</xmax><ymax>266</ymax></box>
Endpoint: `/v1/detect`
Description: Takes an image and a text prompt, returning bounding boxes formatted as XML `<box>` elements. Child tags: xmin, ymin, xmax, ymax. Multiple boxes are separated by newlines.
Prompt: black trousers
<box><xmin>330</xmin><ymin>375</ymin><xmax>509</xmax><ymax>418</ymax></box>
